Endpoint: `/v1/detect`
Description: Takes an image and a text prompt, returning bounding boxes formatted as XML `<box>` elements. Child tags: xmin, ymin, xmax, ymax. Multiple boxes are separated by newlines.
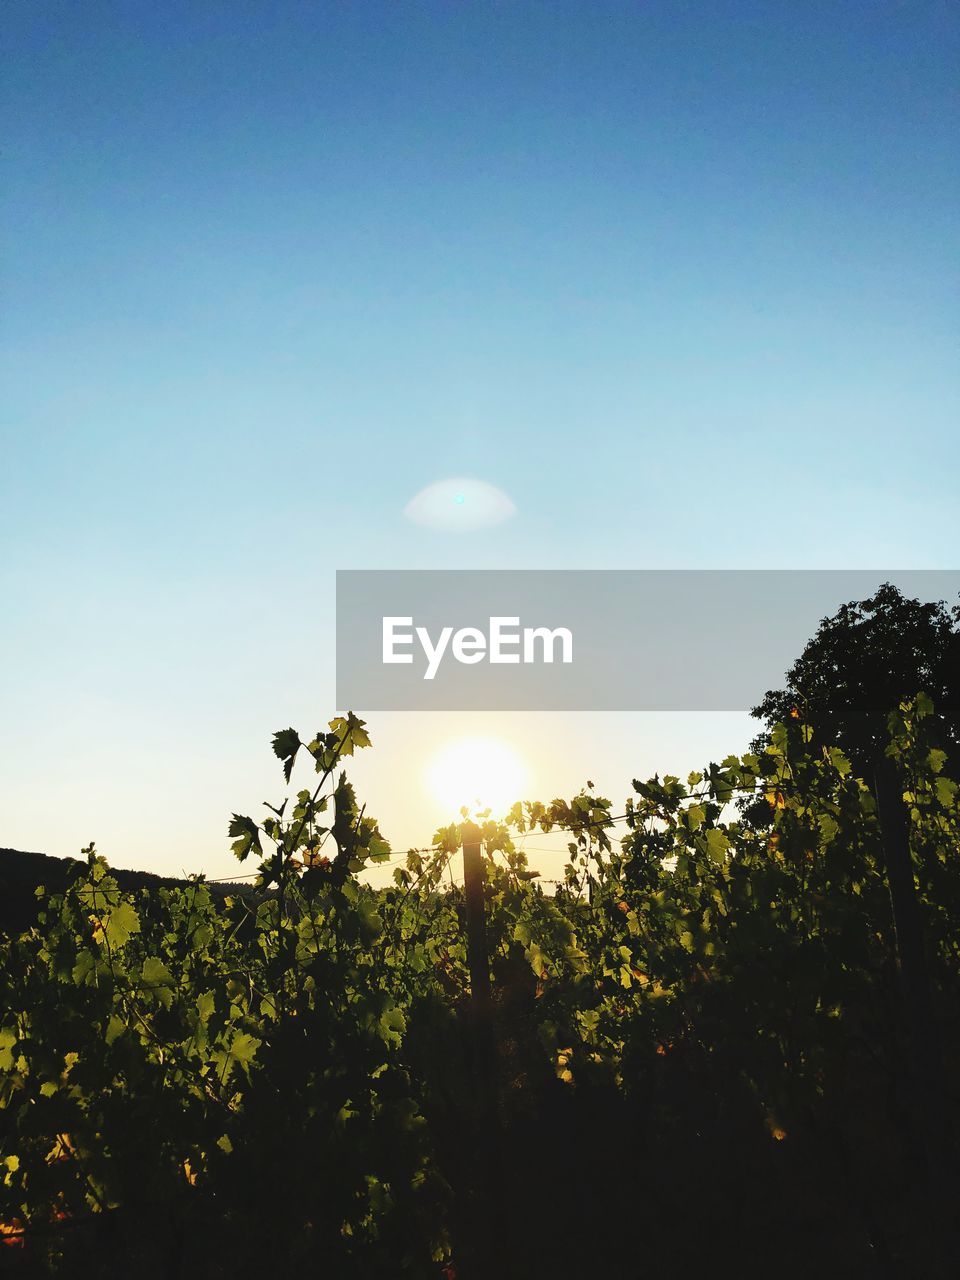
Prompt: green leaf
<box><xmin>367</xmin><ymin>834</ymin><xmax>392</xmax><ymax>862</ymax></box>
<box><xmin>915</xmin><ymin>692</ymin><xmax>934</xmax><ymax>719</ymax></box>
<box><xmin>705</xmin><ymin>828</ymin><xmax>729</xmax><ymax>864</ymax></box>
<box><xmin>142</xmin><ymin>956</ymin><xmax>175</xmax><ymax>988</ymax></box>
<box><xmin>72</xmin><ymin>950</ymin><xmax>97</xmax><ymax>985</ymax></box>
<box><xmin>228</xmin><ymin>814</ymin><xmax>262</xmax><ymax>862</ymax></box>
<box><xmin>577</xmin><ymin>1008</ymin><xmax>600</xmax><ymax>1037</ymax></box>
<box><xmin>526</xmin><ymin>943</ymin><xmax>547</xmax><ymax>979</ymax></box>
<box><xmin>0</xmin><ymin>1028</ymin><xmax>16</xmax><ymax>1072</ymax></box>
<box><xmin>272</xmin><ymin>728</ymin><xmax>301</xmax><ymax>781</ymax></box>
<box><xmin>230</xmin><ymin>1032</ymin><xmax>260</xmax><ymax>1066</ymax></box>
<box><xmin>818</xmin><ymin>813</ymin><xmax>839</xmax><ymax>844</ymax></box>
<box><xmin>928</xmin><ymin>748</ymin><xmax>948</xmax><ymax>774</ymax></box>
<box><xmin>105</xmin><ymin>1015</ymin><xmax>126</xmax><ymax>1046</ymax></box>
<box><xmin>379</xmin><ymin>1007</ymin><xmax>406</xmax><ymax>1048</ymax></box>
<box><xmin>197</xmin><ymin>991</ymin><xmax>216</xmax><ymax>1025</ymax></box>
<box><xmin>104</xmin><ymin>900</ymin><xmax>141</xmax><ymax>948</ymax></box>
<box><xmin>935</xmin><ymin>776</ymin><xmax>957</xmax><ymax>807</ymax></box>
<box><xmin>357</xmin><ymin>898</ymin><xmax>383</xmax><ymax>943</ymax></box>
<box><xmin>328</xmin><ymin>714</ymin><xmax>372</xmax><ymax>757</ymax></box>
<box><xmin>213</xmin><ymin>1031</ymin><xmax>261</xmax><ymax>1084</ymax></box>
<box><xmin>686</xmin><ymin>804</ymin><xmax>706</xmax><ymax>830</ymax></box>
<box><xmin>79</xmin><ymin>876</ymin><xmax>121</xmax><ymax>913</ymax></box>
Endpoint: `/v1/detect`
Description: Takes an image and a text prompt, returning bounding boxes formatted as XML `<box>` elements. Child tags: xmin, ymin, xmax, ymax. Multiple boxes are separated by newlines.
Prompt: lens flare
<box><xmin>404</xmin><ymin>477</ymin><xmax>516</xmax><ymax>532</ymax></box>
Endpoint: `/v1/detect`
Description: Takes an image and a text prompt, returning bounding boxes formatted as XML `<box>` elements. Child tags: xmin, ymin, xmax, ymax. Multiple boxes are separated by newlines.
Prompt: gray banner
<box><xmin>335</xmin><ymin>570</ymin><xmax>960</xmax><ymax>711</ymax></box>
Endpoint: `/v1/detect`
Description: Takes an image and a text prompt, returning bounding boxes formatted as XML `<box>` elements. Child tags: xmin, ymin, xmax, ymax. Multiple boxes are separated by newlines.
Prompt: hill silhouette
<box><xmin>0</xmin><ymin>846</ymin><xmax>250</xmax><ymax>936</ymax></box>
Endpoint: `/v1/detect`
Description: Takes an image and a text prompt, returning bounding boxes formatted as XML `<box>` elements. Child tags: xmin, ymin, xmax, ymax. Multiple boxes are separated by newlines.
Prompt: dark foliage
<box><xmin>752</xmin><ymin>583</ymin><xmax>960</xmax><ymax>775</ymax></box>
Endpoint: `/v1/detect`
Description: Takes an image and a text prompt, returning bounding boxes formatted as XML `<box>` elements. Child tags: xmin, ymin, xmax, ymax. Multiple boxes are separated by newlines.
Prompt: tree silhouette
<box><xmin>751</xmin><ymin>582</ymin><xmax>960</xmax><ymax>776</ymax></box>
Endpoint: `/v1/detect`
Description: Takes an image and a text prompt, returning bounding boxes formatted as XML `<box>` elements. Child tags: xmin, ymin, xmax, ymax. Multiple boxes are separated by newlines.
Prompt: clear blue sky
<box><xmin>2</xmin><ymin>1</ymin><xmax>958</xmax><ymax>877</ymax></box>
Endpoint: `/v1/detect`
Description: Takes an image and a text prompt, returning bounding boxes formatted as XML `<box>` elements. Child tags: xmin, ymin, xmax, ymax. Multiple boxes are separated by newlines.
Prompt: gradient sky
<box><xmin>2</xmin><ymin>1</ymin><xmax>958</xmax><ymax>881</ymax></box>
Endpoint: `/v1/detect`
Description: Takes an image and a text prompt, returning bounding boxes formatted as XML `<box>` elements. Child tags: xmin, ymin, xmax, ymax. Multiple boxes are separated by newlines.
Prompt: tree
<box><xmin>751</xmin><ymin>582</ymin><xmax>960</xmax><ymax>776</ymax></box>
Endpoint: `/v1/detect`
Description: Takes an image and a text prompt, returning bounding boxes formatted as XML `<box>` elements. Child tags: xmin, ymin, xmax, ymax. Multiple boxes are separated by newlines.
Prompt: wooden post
<box><xmin>461</xmin><ymin>821</ymin><xmax>492</xmax><ymax>1025</ymax></box>
<box><xmin>460</xmin><ymin>821</ymin><xmax>500</xmax><ymax>1275</ymax></box>
<box><xmin>874</xmin><ymin>757</ymin><xmax>936</xmax><ymax>1059</ymax></box>
<box><xmin>874</xmin><ymin>755</ymin><xmax>955</xmax><ymax>1268</ymax></box>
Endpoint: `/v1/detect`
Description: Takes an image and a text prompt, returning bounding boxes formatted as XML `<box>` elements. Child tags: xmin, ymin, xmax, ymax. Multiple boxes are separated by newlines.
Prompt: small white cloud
<box><xmin>403</xmin><ymin>477</ymin><xmax>517</xmax><ymax>532</ymax></box>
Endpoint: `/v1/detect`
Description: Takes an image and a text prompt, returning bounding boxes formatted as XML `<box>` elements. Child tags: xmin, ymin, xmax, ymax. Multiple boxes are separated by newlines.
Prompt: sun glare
<box><xmin>426</xmin><ymin>737</ymin><xmax>528</xmax><ymax>819</ymax></box>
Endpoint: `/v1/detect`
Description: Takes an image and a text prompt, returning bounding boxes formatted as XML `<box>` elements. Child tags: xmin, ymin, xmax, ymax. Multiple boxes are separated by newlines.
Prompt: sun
<box><xmin>426</xmin><ymin>737</ymin><xmax>528</xmax><ymax>819</ymax></box>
